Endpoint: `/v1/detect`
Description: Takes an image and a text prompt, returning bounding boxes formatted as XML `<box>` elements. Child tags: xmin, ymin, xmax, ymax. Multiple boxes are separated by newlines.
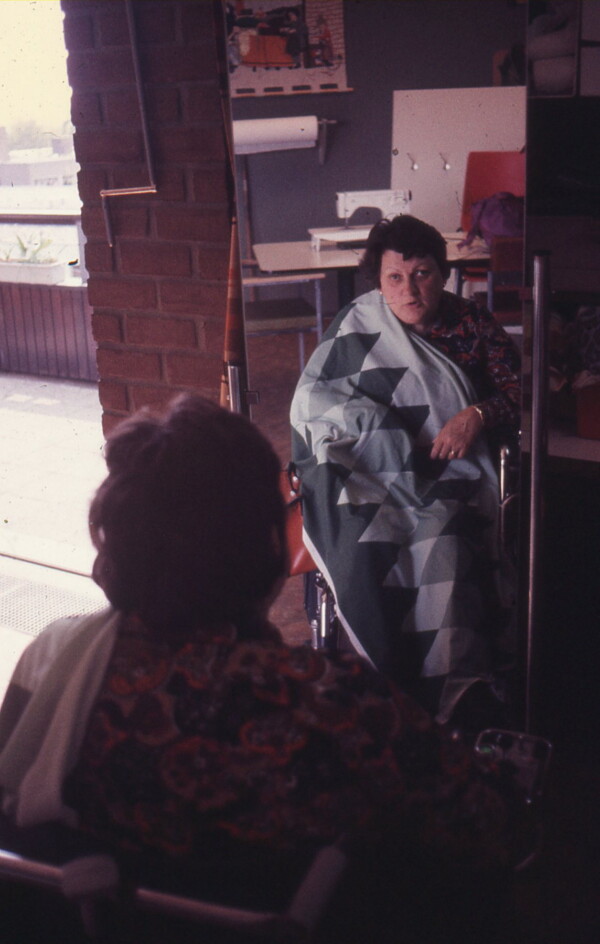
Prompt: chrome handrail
<box><xmin>525</xmin><ymin>252</ymin><xmax>551</xmax><ymax>734</ymax></box>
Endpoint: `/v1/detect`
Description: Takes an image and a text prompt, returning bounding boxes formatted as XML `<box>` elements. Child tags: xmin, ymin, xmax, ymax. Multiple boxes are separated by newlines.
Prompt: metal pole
<box><xmin>525</xmin><ymin>251</ymin><xmax>550</xmax><ymax>733</ymax></box>
<box><xmin>227</xmin><ymin>364</ymin><xmax>244</xmax><ymax>415</ymax></box>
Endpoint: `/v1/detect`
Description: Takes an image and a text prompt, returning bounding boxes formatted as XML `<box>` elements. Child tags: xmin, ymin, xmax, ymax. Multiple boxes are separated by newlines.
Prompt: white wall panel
<box><xmin>391</xmin><ymin>86</ymin><xmax>525</xmax><ymax>233</ymax></box>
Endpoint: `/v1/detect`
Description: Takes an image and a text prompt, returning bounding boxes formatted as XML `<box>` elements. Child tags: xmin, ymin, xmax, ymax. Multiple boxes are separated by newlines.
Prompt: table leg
<box><xmin>337</xmin><ymin>269</ymin><xmax>356</xmax><ymax>308</ymax></box>
<box><xmin>454</xmin><ymin>267</ymin><xmax>464</xmax><ymax>296</ymax></box>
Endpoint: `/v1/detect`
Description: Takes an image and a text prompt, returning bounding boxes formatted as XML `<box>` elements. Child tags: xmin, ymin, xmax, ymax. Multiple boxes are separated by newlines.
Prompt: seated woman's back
<box><xmin>63</xmin><ymin>612</ymin><xmax>513</xmax><ymax>867</ymax></box>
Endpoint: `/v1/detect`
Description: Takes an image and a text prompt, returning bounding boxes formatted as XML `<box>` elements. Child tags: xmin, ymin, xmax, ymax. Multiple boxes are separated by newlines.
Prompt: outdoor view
<box><xmin>0</xmin><ymin>1</ymin><xmax>104</xmax><ymax>577</ymax></box>
<box><xmin>0</xmin><ymin>0</ymin><xmax>79</xmax><ymax>272</ymax></box>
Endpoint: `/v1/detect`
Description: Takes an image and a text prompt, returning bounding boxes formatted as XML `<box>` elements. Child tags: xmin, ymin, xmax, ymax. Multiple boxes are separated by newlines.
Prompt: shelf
<box><xmin>521</xmin><ymin>413</ymin><xmax>600</xmax><ymax>463</ymax></box>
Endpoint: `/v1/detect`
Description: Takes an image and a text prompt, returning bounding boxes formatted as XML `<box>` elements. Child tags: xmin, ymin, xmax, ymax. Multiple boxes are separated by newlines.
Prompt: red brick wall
<box><xmin>61</xmin><ymin>0</ymin><xmax>231</xmax><ymax>435</ymax></box>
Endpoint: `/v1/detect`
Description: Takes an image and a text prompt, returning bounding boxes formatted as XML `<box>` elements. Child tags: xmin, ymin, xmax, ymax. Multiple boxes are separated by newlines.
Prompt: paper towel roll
<box><xmin>233</xmin><ymin>116</ymin><xmax>318</xmax><ymax>154</ymax></box>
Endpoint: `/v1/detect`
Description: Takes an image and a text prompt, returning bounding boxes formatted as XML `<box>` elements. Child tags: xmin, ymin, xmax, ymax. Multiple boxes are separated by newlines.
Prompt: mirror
<box><xmin>227</xmin><ymin>0</ymin><xmax>527</xmax><ymax>437</ymax></box>
<box><xmin>224</xmin><ymin>0</ymin><xmax>528</xmax><ymax>642</ymax></box>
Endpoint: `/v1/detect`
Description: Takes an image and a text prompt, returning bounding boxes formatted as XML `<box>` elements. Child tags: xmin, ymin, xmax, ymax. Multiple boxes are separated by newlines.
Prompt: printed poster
<box><xmin>226</xmin><ymin>0</ymin><xmax>349</xmax><ymax>97</ymax></box>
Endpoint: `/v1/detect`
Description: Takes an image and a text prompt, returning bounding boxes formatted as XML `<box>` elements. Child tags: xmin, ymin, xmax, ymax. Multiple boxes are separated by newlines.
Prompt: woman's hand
<box><xmin>430</xmin><ymin>406</ymin><xmax>484</xmax><ymax>461</ymax></box>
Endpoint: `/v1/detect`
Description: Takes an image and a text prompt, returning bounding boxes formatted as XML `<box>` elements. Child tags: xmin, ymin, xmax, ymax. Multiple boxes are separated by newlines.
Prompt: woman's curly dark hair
<box><xmin>89</xmin><ymin>394</ymin><xmax>287</xmax><ymax>636</ymax></box>
<box><xmin>360</xmin><ymin>215</ymin><xmax>450</xmax><ymax>286</ymax></box>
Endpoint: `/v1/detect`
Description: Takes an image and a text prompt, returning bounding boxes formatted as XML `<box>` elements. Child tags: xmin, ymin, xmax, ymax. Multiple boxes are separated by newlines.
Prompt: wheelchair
<box><xmin>283</xmin><ymin>446</ymin><xmax>551</xmax><ymax>887</ymax></box>
<box><xmin>284</xmin><ymin>436</ymin><xmax>521</xmax><ymax>654</ymax></box>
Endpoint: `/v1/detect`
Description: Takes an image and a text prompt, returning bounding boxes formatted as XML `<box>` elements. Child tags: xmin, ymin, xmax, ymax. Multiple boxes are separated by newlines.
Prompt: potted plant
<box><xmin>0</xmin><ymin>232</ymin><xmax>67</xmax><ymax>285</ymax></box>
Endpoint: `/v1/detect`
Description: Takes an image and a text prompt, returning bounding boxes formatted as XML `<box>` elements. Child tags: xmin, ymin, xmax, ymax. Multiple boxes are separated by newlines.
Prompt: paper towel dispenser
<box><xmin>232</xmin><ymin>116</ymin><xmax>319</xmax><ymax>154</ymax></box>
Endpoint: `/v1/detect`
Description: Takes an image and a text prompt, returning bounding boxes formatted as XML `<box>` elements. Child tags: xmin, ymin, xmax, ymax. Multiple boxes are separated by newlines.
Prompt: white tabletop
<box><xmin>308</xmin><ymin>225</ymin><xmax>372</xmax><ymax>251</ymax></box>
<box><xmin>253</xmin><ymin>234</ymin><xmax>490</xmax><ymax>275</ymax></box>
<box><xmin>442</xmin><ymin>232</ymin><xmax>490</xmax><ymax>262</ymax></box>
<box><xmin>253</xmin><ymin>240</ymin><xmax>363</xmax><ymax>274</ymax></box>
<box><xmin>520</xmin><ymin>410</ymin><xmax>600</xmax><ymax>464</ymax></box>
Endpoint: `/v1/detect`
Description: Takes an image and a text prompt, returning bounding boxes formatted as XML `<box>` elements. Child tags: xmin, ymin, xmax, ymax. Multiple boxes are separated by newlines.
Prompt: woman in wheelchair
<box><xmin>291</xmin><ymin>215</ymin><xmax>521</xmax><ymax>729</ymax></box>
<box><xmin>0</xmin><ymin>395</ymin><xmax>527</xmax><ymax>941</ymax></box>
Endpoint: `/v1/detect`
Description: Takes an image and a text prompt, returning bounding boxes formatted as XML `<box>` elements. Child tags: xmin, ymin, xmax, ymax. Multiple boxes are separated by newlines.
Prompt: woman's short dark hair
<box><xmin>360</xmin><ymin>215</ymin><xmax>450</xmax><ymax>285</ymax></box>
<box><xmin>89</xmin><ymin>394</ymin><xmax>287</xmax><ymax>636</ymax></box>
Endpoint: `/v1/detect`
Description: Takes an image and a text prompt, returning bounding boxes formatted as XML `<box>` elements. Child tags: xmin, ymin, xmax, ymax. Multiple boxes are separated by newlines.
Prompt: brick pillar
<box><xmin>61</xmin><ymin>0</ymin><xmax>231</xmax><ymax>435</ymax></box>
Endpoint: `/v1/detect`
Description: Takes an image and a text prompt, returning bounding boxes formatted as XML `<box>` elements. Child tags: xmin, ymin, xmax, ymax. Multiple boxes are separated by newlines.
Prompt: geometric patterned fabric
<box><xmin>291</xmin><ymin>289</ymin><xmax>502</xmax><ymax>721</ymax></box>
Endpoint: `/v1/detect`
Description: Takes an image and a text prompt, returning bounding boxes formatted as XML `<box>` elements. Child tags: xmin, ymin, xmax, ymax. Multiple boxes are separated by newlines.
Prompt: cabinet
<box><xmin>528</xmin><ymin>0</ymin><xmax>600</xmax><ymax>97</ymax></box>
<box><xmin>526</xmin><ymin>49</ymin><xmax>600</xmax><ymax>462</ymax></box>
<box><xmin>580</xmin><ymin>0</ymin><xmax>600</xmax><ymax>95</ymax></box>
<box><xmin>522</xmin><ymin>1</ymin><xmax>600</xmax><ymax>739</ymax></box>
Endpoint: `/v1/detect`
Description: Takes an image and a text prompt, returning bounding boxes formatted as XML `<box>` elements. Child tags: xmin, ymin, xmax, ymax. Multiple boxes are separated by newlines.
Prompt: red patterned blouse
<box><xmin>424</xmin><ymin>292</ymin><xmax>521</xmax><ymax>431</ymax></box>
<box><xmin>64</xmin><ymin>614</ymin><xmax>519</xmax><ymax>867</ymax></box>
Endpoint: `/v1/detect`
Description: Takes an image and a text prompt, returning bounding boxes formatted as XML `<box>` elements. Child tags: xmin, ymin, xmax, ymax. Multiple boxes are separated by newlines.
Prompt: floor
<box><xmin>0</xmin><ymin>371</ymin><xmax>107</xmax><ymax>699</ymax></box>
<box><xmin>0</xmin><ymin>371</ymin><xmax>105</xmax><ymax>575</ymax></box>
<box><xmin>244</xmin><ymin>330</ymin><xmax>319</xmax><ymax>646</ymax></box>
<box><xmin>0</xmin><ymin>332</ymin><xmax>599</xmax><ymax>942</ymax></box>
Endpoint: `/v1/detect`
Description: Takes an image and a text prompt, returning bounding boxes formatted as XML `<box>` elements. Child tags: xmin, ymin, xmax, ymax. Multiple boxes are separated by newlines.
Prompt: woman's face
<box><xmin>379</xmin><ymin>250</ymin><xmax>445</xmax><ymax>331</ymax></box>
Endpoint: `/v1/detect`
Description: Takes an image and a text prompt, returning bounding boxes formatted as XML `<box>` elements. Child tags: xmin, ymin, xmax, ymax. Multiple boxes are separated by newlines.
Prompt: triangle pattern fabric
<box><xmin>291</xmin><ymin>290</ymin><xmax>502</xmax><ymax>722</ymax></box>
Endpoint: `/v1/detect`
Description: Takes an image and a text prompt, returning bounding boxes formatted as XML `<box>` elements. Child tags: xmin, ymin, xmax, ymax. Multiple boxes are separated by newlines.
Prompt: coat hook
<box><xmin>407</xmin><ymin>153</ymin><xmax>419</xmax><ymax>171</ymax></box>
<box><xmin>439</xmin><ymin>152</ymin><xmax>451</xmax><ymax>171</ymax></box>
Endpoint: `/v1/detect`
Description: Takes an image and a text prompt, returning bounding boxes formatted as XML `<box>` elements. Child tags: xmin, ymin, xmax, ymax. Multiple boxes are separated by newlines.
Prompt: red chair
<box><xmin>458</xmin><ymin>151</ymin><xmax>525</xmax><ymax>293</ymax></box>
<box><xmin>460</xmin><ymin>151</ymin><xmax>526</xmax><ymax>236</ymax></box>
<box><xmin>282</xmin><ymin>467</ymin><xmax>338</xmax><ymax>651</ymax></box>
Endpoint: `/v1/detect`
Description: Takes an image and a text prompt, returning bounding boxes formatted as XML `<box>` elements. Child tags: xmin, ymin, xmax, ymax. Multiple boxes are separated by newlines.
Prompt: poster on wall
<box><xmin>226</xmin><ymin>0</ymin><xmax>349</xmax><ymax>97</ymax></box>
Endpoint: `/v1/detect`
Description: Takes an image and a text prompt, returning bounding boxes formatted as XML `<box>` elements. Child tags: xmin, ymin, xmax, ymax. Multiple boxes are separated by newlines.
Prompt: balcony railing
<box><xmin>0</xmin><ymin>280</ymin><xmax>97</xmax><ymax>382</ymax></box>
<box><xmin>0</xmin><ymin>211</ymin><xmax>97</xmax><ymax>383</ymax></box>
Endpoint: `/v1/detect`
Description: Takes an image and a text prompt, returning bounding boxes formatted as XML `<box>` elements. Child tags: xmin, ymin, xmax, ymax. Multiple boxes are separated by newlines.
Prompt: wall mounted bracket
<box><xmin>100</xmin><ymin>0</ymin><xmax>157</xmax><ymax>247</ymax></box>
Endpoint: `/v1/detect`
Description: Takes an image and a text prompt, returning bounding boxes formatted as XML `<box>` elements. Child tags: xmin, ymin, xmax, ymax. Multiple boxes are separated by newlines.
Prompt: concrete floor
<box><xmin>0</xmin><ymin>371</ymin><xmax>106</xmax><ymax>699</ymax></box>
<box><xmin>0</xmin><ymin>371</ymin><xmax>105</xmax><ymax>575</ymax></box>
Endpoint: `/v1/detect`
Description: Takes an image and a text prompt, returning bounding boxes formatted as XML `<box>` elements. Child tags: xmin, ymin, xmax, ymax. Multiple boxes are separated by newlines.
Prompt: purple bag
<box><xmin>460</xmin><ymin>191</ymin><xmax>524</xmax><ymax>248</ymax></box>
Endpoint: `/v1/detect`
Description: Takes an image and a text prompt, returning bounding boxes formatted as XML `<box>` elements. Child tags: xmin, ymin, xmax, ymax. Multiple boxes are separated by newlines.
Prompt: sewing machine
<box><xmin>309</xmin><ymin>189</ymin><xmax>411</xmax><ymax>250</ymax></box>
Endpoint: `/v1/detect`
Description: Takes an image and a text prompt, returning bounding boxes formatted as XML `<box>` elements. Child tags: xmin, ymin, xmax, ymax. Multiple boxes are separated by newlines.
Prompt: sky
<box><xmin>0</xmin><ymin>0</ymin><xmax>71</xmax><ymax>133</ymax></box>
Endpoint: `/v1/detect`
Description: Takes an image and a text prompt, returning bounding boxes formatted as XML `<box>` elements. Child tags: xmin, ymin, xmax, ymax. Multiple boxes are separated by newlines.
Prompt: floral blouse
<box><xmin>64</xmin><ymin>614</ymin><xmax>518</xmax><ymax>868</ymax></box>
<box><xmin>424</xmin><ymin>292</ymin><xmax>521</xmax><ymax>431</ymax></box>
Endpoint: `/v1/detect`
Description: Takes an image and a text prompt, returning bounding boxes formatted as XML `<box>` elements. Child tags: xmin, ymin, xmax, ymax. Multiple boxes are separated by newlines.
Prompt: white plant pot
<box><xmin>0</xmin><ymin>260</ymin><xmax>67</xmax><ymax>285</ymax></box>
